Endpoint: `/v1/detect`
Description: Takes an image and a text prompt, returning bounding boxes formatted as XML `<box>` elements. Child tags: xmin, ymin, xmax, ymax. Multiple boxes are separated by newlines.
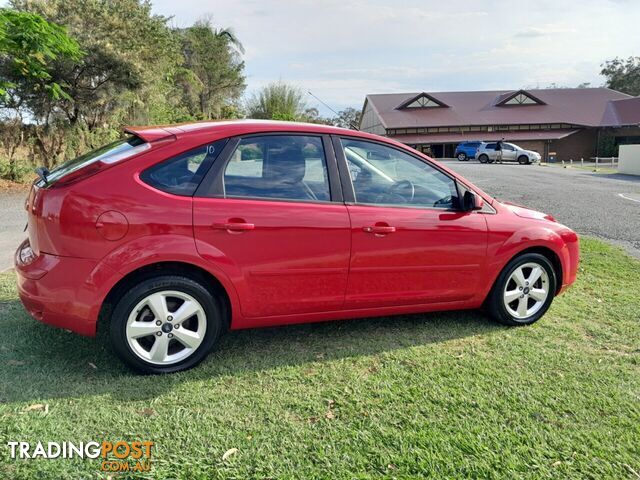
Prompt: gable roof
<box><xmin>494</xmin><ymin>89</ymin><xmax>546</xmax><ymax>106</ymax></box>
<box><xmin>364</xmin><ymin>88</ymin><xmax>632</xmax><ymax>129</ymax></box>
<box><xmin>397</xmin><ymin>92</ymin><xmax>449</xmax><ymax>109</ymax></box>
<box><xmin>601</xmin><ymin>97</ymin><xmax>640</xmax><ymax>126</ymax></box>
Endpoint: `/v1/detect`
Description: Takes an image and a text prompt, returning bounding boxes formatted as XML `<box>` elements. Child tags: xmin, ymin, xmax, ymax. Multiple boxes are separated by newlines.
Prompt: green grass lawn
<box><xmin>0</xmin><ymin>238</ymin><xmax>638</xmax><ymax>479</ymax></box>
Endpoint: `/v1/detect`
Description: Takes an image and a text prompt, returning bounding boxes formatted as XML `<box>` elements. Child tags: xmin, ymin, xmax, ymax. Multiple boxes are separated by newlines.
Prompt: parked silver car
<box><xmin>476</xmin><ymin>142</ymin><xmax>541</xmax><ymax>164</ymax></box>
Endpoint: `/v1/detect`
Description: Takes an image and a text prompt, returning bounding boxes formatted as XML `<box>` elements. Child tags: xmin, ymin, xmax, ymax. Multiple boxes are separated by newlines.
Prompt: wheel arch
<box><xmin>496</xmin><ymin>245</ymin><xmax>563</xmax><ymax>296</ymax></box>
<box><xmin>98</xmin><ymin>261</ymin><xmax>233</xmax><ymax>334</ymax></box>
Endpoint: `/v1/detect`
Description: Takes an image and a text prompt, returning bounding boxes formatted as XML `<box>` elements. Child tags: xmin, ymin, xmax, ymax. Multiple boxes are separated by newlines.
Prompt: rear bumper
<box><xmin>15</xmin><ymin>239</ymin><xmax>104</xmax><ymax>336</ymax></box>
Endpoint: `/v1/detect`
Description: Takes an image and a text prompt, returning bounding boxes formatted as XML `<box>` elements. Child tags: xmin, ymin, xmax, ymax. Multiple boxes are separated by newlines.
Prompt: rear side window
<box><xmin>223</xmin><ymin>135</ymin><xmax>330</xmax><ymax>202</ymax></box>
<box><xmin>45</xmin><ymin>136</ymin><xmax>148</xmax><ymax>185</ymax></box>
<box><xmin>485</xmin><ymin>143</ymin><xmax>496</xmax><ymax>150</ymax></box>
<box><xmin>141</xmin><ymin>139</ymin><xmax>227</xmax><ymax>196</ymax></box>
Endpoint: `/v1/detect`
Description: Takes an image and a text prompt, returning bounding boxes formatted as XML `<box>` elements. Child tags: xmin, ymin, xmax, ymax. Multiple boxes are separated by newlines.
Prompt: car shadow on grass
<box><xmin>0</xmin><ymin>299</ymin><xmax>505</xmax><ymax>404</ymax></box>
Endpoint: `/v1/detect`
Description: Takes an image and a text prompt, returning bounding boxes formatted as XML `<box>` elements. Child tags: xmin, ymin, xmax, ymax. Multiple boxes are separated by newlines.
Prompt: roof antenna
<box><xmin>307</xmin><ymin>90</ymin><xmax>359</xmax><ymax>130</ymax></box>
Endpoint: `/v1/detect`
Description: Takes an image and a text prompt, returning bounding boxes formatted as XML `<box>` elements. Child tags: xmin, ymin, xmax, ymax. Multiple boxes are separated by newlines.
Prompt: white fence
<box><xmin>557</xmin><ymin>157</ymin><xmax>618</xmax><ymax>170</ymax></box>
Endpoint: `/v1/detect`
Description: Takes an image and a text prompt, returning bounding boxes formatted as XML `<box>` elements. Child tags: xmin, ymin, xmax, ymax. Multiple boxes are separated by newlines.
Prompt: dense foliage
<box><xmin>601</xmin><ymin>56</ymin><xmax>640</xmax><ymax>97</ymax></box>
<box><xmin>0</xmin><ymin>1</ymin><xmax>247</xmax><ymax>179</ymax></box>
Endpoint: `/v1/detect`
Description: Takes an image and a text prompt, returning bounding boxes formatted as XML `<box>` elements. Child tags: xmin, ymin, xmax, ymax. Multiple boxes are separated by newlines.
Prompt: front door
<box><xmin>502</xmin><ymin>143</ymin><xmax>517</xmax><ymax>161</ymax></box>
<box><xmin>193</xmin><ymin>134</ymin><xmax>350</xmax><ymax>318</ymax></box>
<box><xmin>336</xmin><ymin>137</ymin><xmax>488</xmax><ymax>308</ymax></box>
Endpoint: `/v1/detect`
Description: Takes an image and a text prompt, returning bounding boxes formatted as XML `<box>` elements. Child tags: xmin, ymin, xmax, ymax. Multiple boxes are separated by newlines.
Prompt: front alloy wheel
<box><xmin>110</xmin><ymin>275</ymin><xmax>223</xmax><ymax>373</ymax></box>
<box><xmin>502</xmin><ymin>262</ymin><xmax>549</xmax><ymax>319</ymax></box>
<box><xmin>486</xmin><ymin>253</ymin><xmax>556</xmax><ymax>326</ymax></box>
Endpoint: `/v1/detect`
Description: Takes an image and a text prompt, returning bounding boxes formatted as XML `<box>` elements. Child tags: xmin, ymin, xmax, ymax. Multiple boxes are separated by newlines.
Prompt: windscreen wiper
<box><xmin>35</xmin><ymin>167</ymin><xmax>50</xmax><ymax>185</ymax></box>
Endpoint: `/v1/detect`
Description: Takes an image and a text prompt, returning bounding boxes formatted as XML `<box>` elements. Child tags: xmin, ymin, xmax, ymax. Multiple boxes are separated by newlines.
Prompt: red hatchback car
<box><xmin>15</xmin><ymin>121</ymin><xmax>579</xmax><ymax>373</ymax></box>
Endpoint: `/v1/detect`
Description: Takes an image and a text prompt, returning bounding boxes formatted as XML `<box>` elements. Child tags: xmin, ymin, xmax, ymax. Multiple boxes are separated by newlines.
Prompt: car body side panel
<box><xmin>482</xmin><ymin>209</ymin><xmax>579</xmax><ymax>299</ymax></box>
<box><xmin>16</xmin><ymin>120</ymin><xmax>578</xmax><ymax>339</ymax></box>
<box><xmin>89</xmin><ymin>233</ymin><xmax>243</xmax><ymax>333</ymax></box>
<box><xmin>193</xmin><ymin>197</ymin><xmax>351</xmax><ymax>319</ymax></box>
<box><xmin>344</xmin><ymin>205</ymin><xmax>489</xmax><ymax>308</ymax></box>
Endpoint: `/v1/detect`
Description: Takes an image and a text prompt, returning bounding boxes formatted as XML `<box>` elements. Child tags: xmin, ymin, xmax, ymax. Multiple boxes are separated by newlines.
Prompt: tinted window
<box><xmin>45</xmin><ymin>136</ymin><xmax>148</xmax><ymax>185</ymax></box>
<box><xmin>223</xmin><ymin>135</ymin><xmax>330</xmax><ymax>202</ymax></box>
<box><xmin>341</xmin><ymin>138</ymin><xmax>458</xmax><ymax>209</ymax></box>
<box><xmin>485</xmin><ymin>143</ymin><xmax>496</xmax><ymax>150</ymax></box>
<box><xmin>141</xmin><ymin>139</ymin><xmax>227</xmax><ymax>196</ymax></box>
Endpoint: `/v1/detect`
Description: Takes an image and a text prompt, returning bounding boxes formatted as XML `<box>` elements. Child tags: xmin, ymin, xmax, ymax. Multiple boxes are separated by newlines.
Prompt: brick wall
<box><xmin>550</xmin><ymin>128</ymin><xmax>597</xmax><ymax>161</ymax></box>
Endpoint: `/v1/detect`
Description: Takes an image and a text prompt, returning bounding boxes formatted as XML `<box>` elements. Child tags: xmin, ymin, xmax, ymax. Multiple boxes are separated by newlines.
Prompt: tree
<box><xmin>176</xmin><ymin>18</ymin><xmax>246</xmax><ymax>120</ymax></box>
<box><xmin>601</xmin><ymin>57</ymin><xmax>640</xmax><ymax>96</ymax></box>
<box><xmin>330</xmin><ymin>107</ymin><xmax>362</xmax><ymax>129</ymax></box>
<box><xmin>10</xmin><ymin>0</ymin><xmax>179</xmax><ymax>128</ymax></box>
<box><xmin>0</xmin><ymin>8</ymin><xmax>82</xmax><ymax>101</ymax></box>
<box><xmin>246</xmin><ymin>81</ymin><xmax>307</xmax><ymax>121</ymax></box>
<box><xmin>0</xmin><ymin>9</ymin><xmax>82</xmax><ymax>177</ymax></box>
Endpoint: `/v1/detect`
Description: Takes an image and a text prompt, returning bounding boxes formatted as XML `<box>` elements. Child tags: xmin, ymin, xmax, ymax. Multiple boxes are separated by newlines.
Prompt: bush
<box><xmin>0</xmin><ymin>155</ymin><xmax>32</xmax><ymax>182</ymax></box>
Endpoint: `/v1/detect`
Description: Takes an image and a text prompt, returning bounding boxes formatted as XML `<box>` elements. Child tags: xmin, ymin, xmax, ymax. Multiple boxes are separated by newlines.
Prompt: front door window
<box><xmin>340</xmin><ymin>138</ymin><xmax>459</xmax><ymax>209</ymax></box>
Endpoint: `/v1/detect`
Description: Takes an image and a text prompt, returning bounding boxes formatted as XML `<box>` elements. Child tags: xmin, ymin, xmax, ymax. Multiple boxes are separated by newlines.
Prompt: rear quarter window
<box><xmin>44</xmin><ymin>136</ymin><xmax>148</xmax><ymax>185</ymax></box>
<box><xmin>140</xmin><ymin>138</ymin><xmax>227</xmax><ymax>196</ymax></box>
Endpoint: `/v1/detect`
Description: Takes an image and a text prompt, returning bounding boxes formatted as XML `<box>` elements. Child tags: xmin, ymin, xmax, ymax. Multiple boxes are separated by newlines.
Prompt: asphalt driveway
<box><xmin>0</xmin><ymin>191</ymin><xmax>26</xmax><ymax>272</ymax></box>
<box><xmin>0</xmin><ymin>164</ymin><xmax>638</xmax><ymax>271</ymax></box>
<box><xmin>445</xmin><ymin>162</ymin><xmax>640</xmax><ymax>258</ymax></box>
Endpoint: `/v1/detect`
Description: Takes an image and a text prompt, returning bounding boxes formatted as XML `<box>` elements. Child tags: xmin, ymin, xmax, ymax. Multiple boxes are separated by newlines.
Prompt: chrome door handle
<box><xmin>363</xmin><ymin>225</ymin><xmax>396</xmax><ymax>234</ymax></box>
<box><xmin>212</xmin><ymin>222</ymin><xmax>255</xmax><ymax>232</ymax></box>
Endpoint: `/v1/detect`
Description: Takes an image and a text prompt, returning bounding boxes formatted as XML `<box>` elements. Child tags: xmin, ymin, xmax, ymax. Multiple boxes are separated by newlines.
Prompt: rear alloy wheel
<box><xmin>518</xmin><ymin>155</ymin><xmax>529</xmax><ymax>165</ymax></box>
<box><xmin>457</xmin><ymin>152</ymin><xmax>467</xmax><ymax>161</ymax></box>
<box><xmin>478</xmin><ymin>154</ymin><xmax>488</xmax><ymax>164</ymax></box>
<box><xmin>486</xmin><ymin>253</ymin><xmax>556</xmax><ymax>326</ymax></box>
<box><xmin>110</xmin><ymin>275</ymin><xmax>223</xmax><ymax>373</ymax></box>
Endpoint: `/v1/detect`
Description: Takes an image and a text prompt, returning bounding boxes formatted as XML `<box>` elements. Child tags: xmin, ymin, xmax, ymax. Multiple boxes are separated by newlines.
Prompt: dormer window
<box><xmin>406</xmin><ymin>97</ymin><xmax>439</xmax><ymax>108</ymax></box>
<box><xmin>496</xmin><ymin>90</ymin><xmax>545</xmax><ymax>107</ymax></box>
<box><xmin>397</xmin><ymin>93</ymin><xmax>448</xmax><ymax>110</ymax></box>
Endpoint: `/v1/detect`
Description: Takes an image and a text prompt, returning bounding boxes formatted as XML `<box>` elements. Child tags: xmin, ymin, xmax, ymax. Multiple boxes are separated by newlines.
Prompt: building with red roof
<box><xmin>360</xmin><ymin>88</ymin><xmax>640</xmax><ymax>160</ymax></box>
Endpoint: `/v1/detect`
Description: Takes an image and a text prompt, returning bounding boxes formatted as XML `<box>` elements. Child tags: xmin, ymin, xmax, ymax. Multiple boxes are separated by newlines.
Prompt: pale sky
<box><xmin>151</xmin><ymin>0</ymin><xmax>639</xmax><ymax>114</ymax></box>
<box><xmin>7</xmin><ymin>0</ymin><xmax>638</xmax><ymax>115</ymax></box>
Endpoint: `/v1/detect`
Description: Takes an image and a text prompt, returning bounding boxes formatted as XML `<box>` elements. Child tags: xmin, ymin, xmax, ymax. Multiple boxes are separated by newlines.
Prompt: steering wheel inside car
<box><xmin>388</xmin><ymin>179</ymin><xmax>416</xmax><ymax>203</ymax></box>
<box><xmin>433</xmin><ymin>195</ymin><xmax>453</xmax><ymax>208</ymax></box>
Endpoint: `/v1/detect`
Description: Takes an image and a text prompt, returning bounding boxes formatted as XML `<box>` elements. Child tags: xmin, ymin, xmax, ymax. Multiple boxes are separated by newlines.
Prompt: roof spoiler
<box><xmin>123</xmin><ymin>126</ymin><xmax>176</xmax><ymax>143</ymax></box>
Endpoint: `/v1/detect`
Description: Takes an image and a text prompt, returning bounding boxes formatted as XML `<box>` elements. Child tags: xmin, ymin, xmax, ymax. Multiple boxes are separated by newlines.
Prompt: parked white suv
<box><xmin>476</xmin><ymin>142</ymin><xmax>541</xmax><ymax>164</ymax></box>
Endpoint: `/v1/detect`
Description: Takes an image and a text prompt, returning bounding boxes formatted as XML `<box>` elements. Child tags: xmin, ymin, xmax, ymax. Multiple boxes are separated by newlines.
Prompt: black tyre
<box><xmin>518</xmin><ymin>155</ymin><xmax>529</xmax><ymax>165</ymax></box>
<box><xmin>478</xmin><ymin>154</ymin><xmax>489</xmax><ymax>164</ymax></box>
<box><xmin>486</xmin><ymin>253</ymin><xmax>556</xmax><ymax>326</ymax></box>
<box><xmin>457</xmin><ymin>152</ymin><xmax>467</xmax><ymax>161</ymax></box>
<box><xmin>109</xmin><ymin>275</ymin><xmax>223</xmax><ymax>374</ymax></box>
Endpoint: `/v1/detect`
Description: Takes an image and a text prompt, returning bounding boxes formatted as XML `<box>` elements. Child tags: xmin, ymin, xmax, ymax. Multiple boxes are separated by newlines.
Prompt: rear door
<box><xmin>334</xmin><ymin>136</ymin><xmax>488</xmax><ymax>308</ymax></box>
<box><xmin>484</xmin><ymin>143</ymin><xmax>497</xmax><ymax>161</ymax></box>
<box><xmin>193</xmin><ymin>133</ymin><xmax>351</xmax><ymax>318</ymax></box>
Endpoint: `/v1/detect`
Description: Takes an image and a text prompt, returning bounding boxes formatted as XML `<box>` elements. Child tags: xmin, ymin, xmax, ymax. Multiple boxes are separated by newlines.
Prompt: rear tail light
<box><xmin>17</xmin><ymin>239</ymin><xmax>36</xmax><ymax>265</ymax></box>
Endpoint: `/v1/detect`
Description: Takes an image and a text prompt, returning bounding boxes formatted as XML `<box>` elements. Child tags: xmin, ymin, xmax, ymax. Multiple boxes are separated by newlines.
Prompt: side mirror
<box><xmin>462</xmin><ymin>190</ymin><xmax>484</xmax><ymax>211</ymax></box>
